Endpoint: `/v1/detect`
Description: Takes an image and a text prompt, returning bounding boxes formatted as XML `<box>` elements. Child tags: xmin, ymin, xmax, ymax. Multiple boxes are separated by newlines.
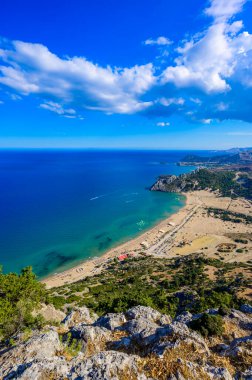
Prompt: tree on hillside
<box><xmin>0</xmin><ymin>266</ymin><xmax>46</xmax><ymax>340</ymax></box>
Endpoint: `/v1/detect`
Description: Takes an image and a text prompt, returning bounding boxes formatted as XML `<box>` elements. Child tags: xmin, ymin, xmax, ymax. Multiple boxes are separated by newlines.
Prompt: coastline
<box><xmin>42</xmin><ymin>189</ymin><xmax>252</xmax><ymax>289</ymax></box>
<box><xmin>42</xmin><ymin>193</ymin><xmax>190</xmax><ymax>288</ymax></box>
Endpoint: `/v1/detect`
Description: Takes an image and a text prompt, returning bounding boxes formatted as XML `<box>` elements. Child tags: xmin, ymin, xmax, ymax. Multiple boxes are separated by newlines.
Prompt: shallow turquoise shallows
<box><xmin>0</xmin><ymin>149</ymin><xmax>197</xmax><ymax>278</ymax></box>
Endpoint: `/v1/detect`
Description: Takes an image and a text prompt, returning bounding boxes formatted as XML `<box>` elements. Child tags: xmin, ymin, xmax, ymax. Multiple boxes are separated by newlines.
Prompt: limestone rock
<box><xmin>62</xmin><ymin>306</ymin><xmax>98</xmax><ymax>328</ymax></box>
<box><xmin>174</xmin><ymin>311</ymin><xmax>193</xmax><ymax>324</ymax></box>
<box><xmin>122</xmin><ymin>317</ymin><xmax>160</xmax><ymax>346</ymax></box>
<box><xmin>13</xmin><ymin>357</ymin><xmax>70</xmax><ymax>380</ymax></box>
<box><xmin>34</xmin><ymin>303</ymin><xmax>66</xmax><ymax>323</ymax></box>
<box><xmin>0</xmin><ymin>329</ymin><xmax>61</xmax><ymax>379</ymax></box>
<box><xmin>69</xmin><ymin>351</ymin><xmax>148</xmax><ymax>380</ymax></box>
<box><xmin>126</xmin><ymin>305</ymin><xmax>171</xmax><ymax>324</ymax></box>
<box><xmin>94</xmin><ymin>312</ymin><xmax>127</xmax><ymax>330</ymax></box>
<box><xmin>70</xmin><ymin>324</ymin><xmax>112</xmax><ymax>354</ymax></box>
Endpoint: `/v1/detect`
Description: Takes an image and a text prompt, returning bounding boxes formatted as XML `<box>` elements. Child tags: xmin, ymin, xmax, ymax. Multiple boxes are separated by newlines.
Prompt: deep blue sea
<box><xmin>0</xmin><ymin>149</ymin><xmax>200</xmax><ymax>278</ymax></box>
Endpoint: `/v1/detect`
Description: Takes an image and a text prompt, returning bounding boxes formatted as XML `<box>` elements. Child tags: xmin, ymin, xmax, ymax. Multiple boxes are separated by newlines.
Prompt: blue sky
<box><xmin>0</xmin><ymin>0</ymin><xmax>252</xmax><ymax>149</ymax></box>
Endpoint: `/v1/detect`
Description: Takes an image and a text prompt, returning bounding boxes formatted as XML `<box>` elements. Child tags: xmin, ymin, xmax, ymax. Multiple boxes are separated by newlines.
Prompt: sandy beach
<box><xmin>43</xmin><ymin>190</ymin><xmax>252</xmax><ymax>289</ymax></box>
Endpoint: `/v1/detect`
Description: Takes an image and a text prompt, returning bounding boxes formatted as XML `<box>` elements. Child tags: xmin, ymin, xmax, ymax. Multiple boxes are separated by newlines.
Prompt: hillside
<box><xmin>178</xmin><ymin>150</ymin><xmax>252</xmax><ymax>167</ymax></box>
<box><xmin>151</xmin><ymin>169</ymin><xmax>252</xmax><ymax>200</ymax></box>
<box><xmin>0</xmin><ymin>257</ymin><xmax>252</xmax><ymax>379</ymax></box>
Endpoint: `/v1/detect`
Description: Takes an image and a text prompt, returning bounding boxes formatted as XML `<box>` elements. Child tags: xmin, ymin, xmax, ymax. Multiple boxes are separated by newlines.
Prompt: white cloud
<box><xmin>158</xmin><ymin>97</ymin><xmax>185</xmax><ymax>107</ymax></box>
<box><xmin>156</xmin><ymin>121</ymin><xmax>170</xmax><ymax>127</ymax></box>
<box><xmin>0</xmin><ymin>0</ymin><xmax>252</xmax><ymax>125</ymax></box>
<box><xmin>0</xmin><ymin>40</ymin><xmax>155</xmax><ymax>115</ymax></box>
<box><xmin>190</xmin><ymin>97</ymin><xmax>202</xmax><ymax>105</ymax></box>
<box><xmin>144</xmin><ymin>36</ymin><xmax>173</xmax><ymax>46</ymax></box>
<box><xmin>201</xmin><ymin>118</ymin><xmax>212</xmax><ymax>124</ymax></box>
<box><xmin>160</xmin><ymin>0</ymin><xmax>252</xmax><ymax>95</ymax></box>
<box><xmin>10</xmin><ymin>93</ymin><xmax>22</xmax><ymax>100</ymax></box>
<box><xmin>205</xmin><ymin>0</ymin><xmax>247</xmax><ymax>21</ymax></box>
<box><xmin>216</xmin><ymin>102</ymin><xmax>229</xmax><ymax>111</ymax></box>
<box><xmin>39</xmin><ymin>101</ymin><xmax>83</xmax><ymax>119</ymax></box>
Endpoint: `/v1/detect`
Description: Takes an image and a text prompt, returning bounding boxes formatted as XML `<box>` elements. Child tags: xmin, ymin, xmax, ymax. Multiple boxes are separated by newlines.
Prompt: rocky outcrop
<box><xmin>34</xmin><ymin>303</ymin><xmax>66</xmax><ymax>323</ymax></box>
<box><xmin>150</xmin><ymin>172</ymin><xmax>197</xmax><ymax>193</ymax></box>
<box><xmin>94</xmin><ymin>312</ymin><xmax>127</xmax><ymax>331</ymax></box>
<box><xmin>69</xmin><ymin>351</ymin><xmax>147</xmax><ymax>380</ymax></box>
<box><xmin>0</xmin><ymin>329</ymin><xmax>62</xmax><ymax>379</ymax></box>
<box><xmin>1</xmin><ymin>305</ymin><xmax>252</xmax><ymax>379</ymax></box>
<box><xmin>62</xmin><ymin>306</ymin><xmax>98</xmax><ymax>328</ymax></box>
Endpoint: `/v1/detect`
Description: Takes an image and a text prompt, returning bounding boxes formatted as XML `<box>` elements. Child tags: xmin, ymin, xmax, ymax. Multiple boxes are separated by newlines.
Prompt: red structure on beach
<box><xmin>117</xmin><ymin>254</ymin><xmax>128</xmax><ymax>261</ymax></box>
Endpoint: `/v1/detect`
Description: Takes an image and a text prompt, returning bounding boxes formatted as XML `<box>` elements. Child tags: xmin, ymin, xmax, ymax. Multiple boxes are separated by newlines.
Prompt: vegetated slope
<box><xmin>0</xmin><ymin>256</ymin><xmax>252</xmax><ymax>379</ymax></box>
<box><xmin>48</xmin><ymin>255</ymin><xmax>251</xmax><ymax>317</ymax></box>
<box><xmin>151</xmin><ymin>168</ymin><xmax>252</xmax><ymax>199</ymax></box>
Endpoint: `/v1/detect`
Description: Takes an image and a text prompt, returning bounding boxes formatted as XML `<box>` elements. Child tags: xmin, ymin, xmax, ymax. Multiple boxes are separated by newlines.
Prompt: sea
<box><xmin>0</xmin><ymin>149</ymin><xmax>202</xmax><ymax>278</ymax></box>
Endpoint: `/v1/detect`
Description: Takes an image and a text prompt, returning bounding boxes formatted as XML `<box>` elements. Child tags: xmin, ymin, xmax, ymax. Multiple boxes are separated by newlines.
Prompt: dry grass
<box><xmin>117</xmin><ymin>366</ymin><xmax>139</xmax><ymax>380</ymax></box>
<box><xmin>138</xmin><ymin>340</ymin><xmax>238</xmax><ymax>380</ymax></box>
<box><xmin>138</xmin><ymin>342</ymin><xmax>208</xmax><ymax>380</ymax></box>
<box><xmin>207</xmin><ymin>353</ymin><xmax>235</xmax><ymax>376</ymax></box>
<box><xmin>84</xmin><ymin>335</ymin><xmax>108</xmax><ymax>357</ymax></box>
<box><xmin>39</xmin><ymin>371</ymin><xmax>68</xmax><ymax>380</ymax></box>
<box><xmin>223</xmin><ymin>320</ymin><xmax>249</xmax><ymax>340</ymax></box>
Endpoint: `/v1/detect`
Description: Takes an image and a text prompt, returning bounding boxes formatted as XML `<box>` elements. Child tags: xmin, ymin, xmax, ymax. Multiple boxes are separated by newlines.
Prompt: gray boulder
<box><xmin>94</xmin><ymin>312</ymin><xmax>127</xmax><ymax>330</ymax></box>
<box><xmin>121</xmin><ymin>317</ymin><xmax>160</xmax><ymax>346</ymax></box>
<box><xmin>0</xmin><ymin>329</ymin><xmax>62</xmax><ymax>379</ymax></box>
<box><xmin>69</xmin><ymin>351</ymin><xmax>148</xmax><ymax>380</ymax></box>
<box><xmin>126</xmin><ymin>305</ymin><xmax>171</xmax><ymax>324</ymax></box>
<box><xmin>174</xmin><ymin>311</ymin><xmax>193</xmax><ymax>324</ymax></box>
<box><xmin>153</xmin><ymin>322</ymin><xmax>210</xmax><ymax>356</ymax></box>
<box><xmin>12</xmin><ymin>357</ymin><xmax>70</xmax><ymax>380</ymax></box>
<box><xmin>33</xmin><ymin>303</ymin><xmax>66</xmax><ymax>323</ymax></box>
<box><xmin>221</xmin><ymin>335</ymin><xmax>252</xmax><ymax>358</ymax></box>
<box><xmin>62</xmin><ymin>306</ymin><xmax>98</xmax><ymax>328</ymax></box>
<box><xmin>70</xmin><ymin>324</ymin><xmax>112</xmax><ymax>354</ymax></box>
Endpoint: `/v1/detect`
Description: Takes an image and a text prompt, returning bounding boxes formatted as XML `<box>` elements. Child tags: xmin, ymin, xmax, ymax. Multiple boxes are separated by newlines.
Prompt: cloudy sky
<box><xmin>0</xmin><ymin>0</ymin><xmax>252</xmax><ymax>149</ymax></box>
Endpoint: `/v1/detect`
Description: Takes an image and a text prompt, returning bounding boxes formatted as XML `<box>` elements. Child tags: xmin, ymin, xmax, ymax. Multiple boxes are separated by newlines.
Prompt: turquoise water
<box><xmin>0</xmin><ymin>149</ymin><xmax>196</xmax><ymax>278</ymax></box>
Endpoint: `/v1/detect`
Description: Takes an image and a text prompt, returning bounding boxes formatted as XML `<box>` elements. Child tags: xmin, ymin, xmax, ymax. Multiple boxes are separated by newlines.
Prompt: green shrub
<box><xmin>234</xmin><ymin>239</ymin><xmax>248</xmax><ymax>244</ymax></box>
<box><xmin>0</xmin><ymin>266</ymin><xmax>46</xmax><ymax>340</ymax></box>
<box><xmin>48</xmin><ymin>295</ymin><xmax>66</xmax><ymax>310</ymax></box>
<box><xmin>218</xmin><ymin>305</ymin><xmax>231</xmax><ymax>316</ymax></box>
<box><xmin>189</xmin><ymin>313</ymin><xmax>224</xmax><ymax>337</ymax></box>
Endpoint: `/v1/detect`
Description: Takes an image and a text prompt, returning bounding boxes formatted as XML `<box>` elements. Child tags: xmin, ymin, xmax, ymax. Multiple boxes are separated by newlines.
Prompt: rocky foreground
<box><xmin>1</xmin><ymin>304</ymin><xmax>252</xmax><ymax>380</ymax></box>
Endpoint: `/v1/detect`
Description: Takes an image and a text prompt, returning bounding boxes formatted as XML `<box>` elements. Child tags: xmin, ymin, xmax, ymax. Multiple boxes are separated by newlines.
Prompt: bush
<box><xmin>0</xmin><ymin>266</ymin><xmax>46</xmax><ymax>340</ymax></box>
<box><xmin>234</xmin><ymin>239</ymin><xmax>248</xmax><ymax>244</ymax></box>
<box><xmin>48</xmin><ymin>295</ymin><xmax>66</xmax><ymax>310</ymax></box>
<box><xmin>218</xmin><ymin>305</ymin><xmax>231</xmax><ymax>316</ymax></box>
<box><xmin>189</xmin><ymin>313</ymin><xmax>224</xmax><ymax>337</ymax></box>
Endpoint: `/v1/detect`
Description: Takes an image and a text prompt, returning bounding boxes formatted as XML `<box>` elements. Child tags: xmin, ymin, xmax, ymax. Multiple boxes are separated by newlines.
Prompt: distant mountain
<box><xmin>223</xmin><ymin>147</ymin><xmax>252</xmax><ymax>154</ymax></box>
<box><xmin>178</xmin><ymin>149</ymin><xmax>252</xmax><ymax>166</ymax></box>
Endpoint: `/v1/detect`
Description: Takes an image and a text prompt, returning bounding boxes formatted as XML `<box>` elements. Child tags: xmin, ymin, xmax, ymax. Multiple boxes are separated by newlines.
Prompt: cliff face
<box><xmin>1</xmin><ymin>304</ymin><xmax>252</xmax><ymax>379</ymax></box>
<box><xmin>150</xmin><ymin>173</ymin><xmax>196</xmax><ymax>193</ymax></box>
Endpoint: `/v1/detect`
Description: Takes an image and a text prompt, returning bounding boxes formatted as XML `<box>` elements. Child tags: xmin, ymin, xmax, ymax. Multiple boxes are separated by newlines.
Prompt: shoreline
<box><xmin>42</xmin><ymin>193</ymin><xmax>191</xmax><ymax>288</ymax></box>
<box><xmin>42</xmin><ymin>190</ymin><xmax>252</xmax><ymax>289</ymax></box>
